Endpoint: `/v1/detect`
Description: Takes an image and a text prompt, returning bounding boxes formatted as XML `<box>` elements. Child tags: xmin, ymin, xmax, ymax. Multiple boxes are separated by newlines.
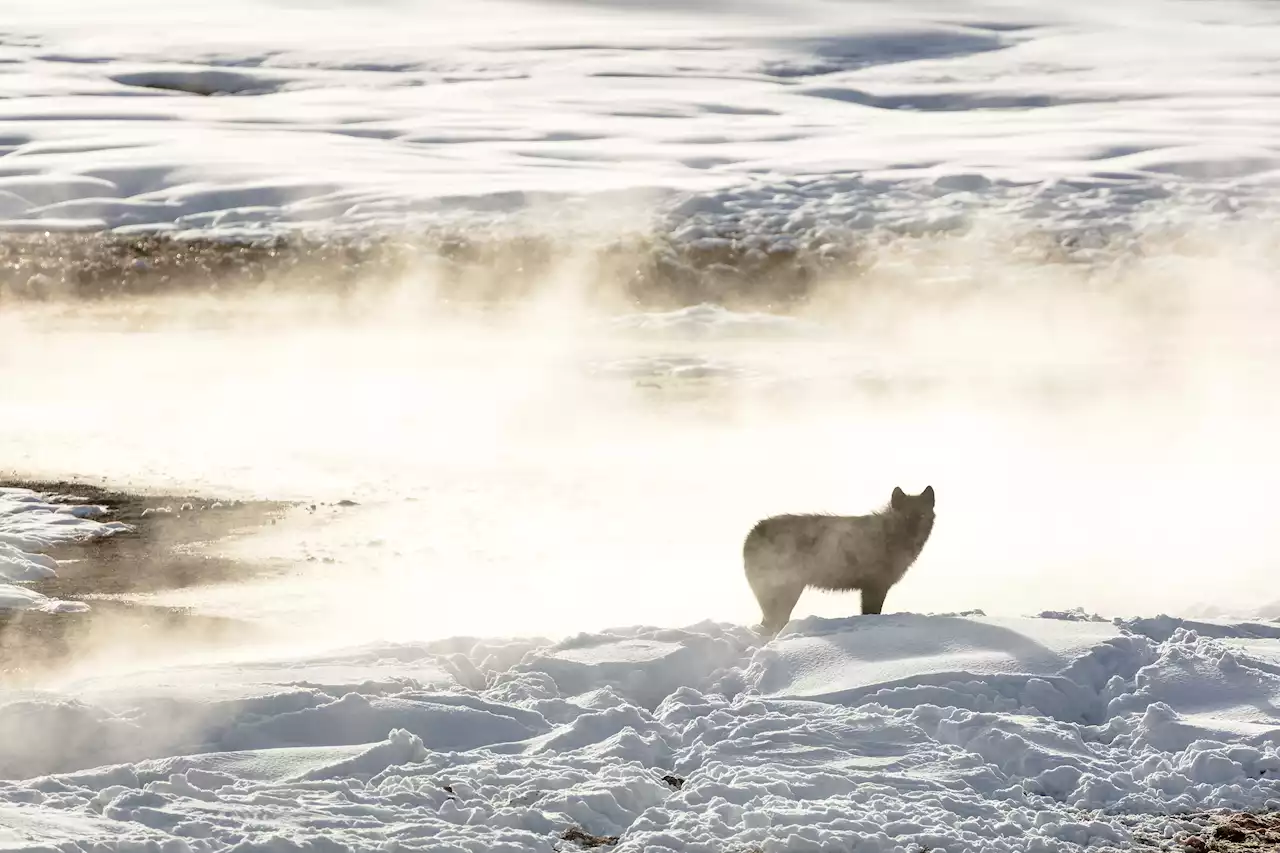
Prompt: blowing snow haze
<box><xmin>3</xmin><ymin>3</ymin><xmax>1280</xmax><ymax>848</ymax></box>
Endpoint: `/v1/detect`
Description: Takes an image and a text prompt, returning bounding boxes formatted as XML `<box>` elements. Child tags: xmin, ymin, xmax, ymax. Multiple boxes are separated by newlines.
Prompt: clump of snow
<box><xmin>0</xmin><ymin>585</ymin><xmax>87</xmax><ymax>615</ymax></box>
<box><xmin>5</xmin><ymin>614</ymin><xmax>1280</xmax><ymax>850</ymax></box>
<box><xmin>0</xmin><ymin>487</ymin><xmax>129</xmax><ymax>613</ymax></box>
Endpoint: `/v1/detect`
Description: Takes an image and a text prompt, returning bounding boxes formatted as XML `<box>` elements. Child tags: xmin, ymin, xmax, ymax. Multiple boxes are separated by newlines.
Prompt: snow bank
<box><xmin>0</xmin><ymin>487</ymin><xmax>129</xmax><ymax>613</ymax></box>
<box><xmin>5</xmin><ymin>613</ymin><xmax>1280</xmax><ymax>851</ymax></box>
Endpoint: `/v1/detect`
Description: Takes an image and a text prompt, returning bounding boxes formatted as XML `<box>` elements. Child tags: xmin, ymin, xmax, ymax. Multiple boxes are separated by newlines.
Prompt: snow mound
<box><xmin>5</xmin><ymin>614</ymin><xmax>1280</xmax><ymax>851</ymax></box>
<box><xmin>748</xmin><ymin>614</ymin><xmax>1133</xmax><ymax>721</ymax></box>
<box><xmin>0</xmin><ymin>584</ymin><xmax>88</xmax><ymax>615</ymax></box>
<box><xmin>0</xmin><ymin>487</ymin><xmax>129</xmax><ymax>613</ymax></box>
<box><xmin>503</xmin><ymin>622</ymin><xmax>758</xmax><ymax>710</ymax></box>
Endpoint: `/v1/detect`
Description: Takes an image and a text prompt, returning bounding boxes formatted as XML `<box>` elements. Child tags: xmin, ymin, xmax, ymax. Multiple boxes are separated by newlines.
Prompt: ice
<box><xmin>0</xmin><ymin>488</ymin><xmax>128</xmax><ymax>613</ymax></box>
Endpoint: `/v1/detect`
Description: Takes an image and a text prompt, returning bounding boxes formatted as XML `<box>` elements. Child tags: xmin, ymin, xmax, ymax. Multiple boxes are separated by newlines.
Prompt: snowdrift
<box><xmin>3</xmin><ymin>612</ymin><xmax>1280</xmax><ymax>852</ymax></box>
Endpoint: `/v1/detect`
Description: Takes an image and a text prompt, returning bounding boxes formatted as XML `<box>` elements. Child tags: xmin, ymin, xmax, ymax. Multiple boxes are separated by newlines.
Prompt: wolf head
<box><xmin>890</xmin><ymin>485</ymin><xmax>935</xmax><ymax>519</ymax></box>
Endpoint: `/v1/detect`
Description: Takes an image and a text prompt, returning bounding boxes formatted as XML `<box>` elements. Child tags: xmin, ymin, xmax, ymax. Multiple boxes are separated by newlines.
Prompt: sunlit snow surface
<box><xmin>5</xmin><ymin>612</ymin><xmax>1280</xmax><ymax>851</ymax></box>
<box><xmin>0</xmin><ymin>0</ymin><xmax>1278</xmax><ymax>236</ymax></box>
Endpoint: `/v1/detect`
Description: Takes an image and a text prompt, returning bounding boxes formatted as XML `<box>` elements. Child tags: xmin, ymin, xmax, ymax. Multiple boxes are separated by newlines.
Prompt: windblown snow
<box><xmin>4</xmin><ymin>615</ymin><xmax>1280</xmax><ymax>851</ymax></box>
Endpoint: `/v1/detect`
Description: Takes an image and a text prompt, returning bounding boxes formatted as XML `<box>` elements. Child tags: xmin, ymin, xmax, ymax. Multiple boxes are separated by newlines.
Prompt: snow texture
<box><xmin>4</xmin><ymin>615</ymin><xmax>1280</xmax><ymax>851</ymax></box>
<box><xmin>0</xmin><ymin>487</ymin><xmax>129</xmax><ymax>613</ymax></box>
<box><xmin>0</xmin><ymin>0</ymin><xmax>1277</xmax><ymax>242</ymax></box>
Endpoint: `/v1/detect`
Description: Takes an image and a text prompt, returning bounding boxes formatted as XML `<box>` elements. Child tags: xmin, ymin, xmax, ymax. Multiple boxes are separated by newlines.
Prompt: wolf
<box><xmin>743</xmin><ymin>485</ymin><xmax>936</xmax><ymax>636</ymax></box>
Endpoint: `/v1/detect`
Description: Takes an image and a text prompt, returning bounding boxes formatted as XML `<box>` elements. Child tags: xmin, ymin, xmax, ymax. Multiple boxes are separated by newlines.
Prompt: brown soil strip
<box><xmin>1177</xmin><ymin>811</ymin><xmax>1280</xmax><ymax>852</ymax></box>
<box><xmin>0</xmin><ymin>228</ymin><xmax>1098</xmax><ymax>313</ymax></box>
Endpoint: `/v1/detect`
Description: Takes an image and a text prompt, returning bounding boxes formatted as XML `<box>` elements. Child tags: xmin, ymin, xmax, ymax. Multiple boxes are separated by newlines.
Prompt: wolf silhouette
<box><xmin>743</xmin><ymin>486</ymin><xmax>936</xmax><ymax>636</ymax></box>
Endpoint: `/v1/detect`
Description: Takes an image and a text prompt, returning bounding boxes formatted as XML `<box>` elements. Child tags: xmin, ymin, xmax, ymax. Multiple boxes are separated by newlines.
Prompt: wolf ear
<box><xmin>891</xmin><ymin>486</ymin><xmax>906</xmax><ymax>509</ymax></box>
<box><xmin>922</xmin><ymin>485</ymin><xmax>935</xmax><ymax>505</ymax></box>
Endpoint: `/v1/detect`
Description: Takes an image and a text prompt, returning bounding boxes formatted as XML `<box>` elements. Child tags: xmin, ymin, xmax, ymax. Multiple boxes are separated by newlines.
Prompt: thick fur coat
<box><xmin>743</xmin><ymin>485</ymin><xmax>936</xmax><ymax>635</ymax></box>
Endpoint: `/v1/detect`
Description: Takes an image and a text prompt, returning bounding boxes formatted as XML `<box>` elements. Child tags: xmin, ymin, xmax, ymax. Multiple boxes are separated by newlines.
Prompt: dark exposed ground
<box><xmin>1151</xmin><ymin>810</ymin><xmax>1280</xmax><ymax>852</ymax></box>
<box><xmin>0</xmin><ymin>229</ymin><xmax>836</xmax><ymax>310</ymax></box>
<box><xmin>0</xmin><ymin>479</ymin><xmax>295</xmax><ymax>682</ymax></box>
<box><xmin>0</xmin><ymin>226</ymin><xmax>1101</xmax><ymax>312</ymax></box>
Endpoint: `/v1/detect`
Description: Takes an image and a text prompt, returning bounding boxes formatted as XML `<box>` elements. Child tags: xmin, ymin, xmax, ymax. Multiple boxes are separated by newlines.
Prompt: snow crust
<box><xmin>4</xmin><ymin>614</ymin><xmax>1280</xmax><ymax>851</ymax></box>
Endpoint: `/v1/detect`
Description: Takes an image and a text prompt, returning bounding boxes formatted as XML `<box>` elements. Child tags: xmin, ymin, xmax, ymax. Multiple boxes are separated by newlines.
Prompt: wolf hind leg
<box><xmin>756</xmin><ymin>582</ymin><xmax>803</xmax><ymax>637</ymax></box>
<box><xmin>744</xmin><ymin>550</ymin><xmax>803</xmax><ymax>637</ymax></box>
<box><xmin>860</xmin><ymin>582</ymin><xmax>889</xmax><ymax>616</ymax></box>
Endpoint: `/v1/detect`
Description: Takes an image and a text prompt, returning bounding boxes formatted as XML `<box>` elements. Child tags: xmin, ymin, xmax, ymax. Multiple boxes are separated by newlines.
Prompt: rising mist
<box><xmin>3</xmin><ymin>219</ymin><xmax>1279</xmax><ymax>664</ymax></box>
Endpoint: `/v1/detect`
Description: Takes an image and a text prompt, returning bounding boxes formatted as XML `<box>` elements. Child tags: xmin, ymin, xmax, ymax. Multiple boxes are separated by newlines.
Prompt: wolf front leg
<box><xmin>860</xmin><ymin>582</ymin><xmax>889</xmax><ymax>616</ymax></box>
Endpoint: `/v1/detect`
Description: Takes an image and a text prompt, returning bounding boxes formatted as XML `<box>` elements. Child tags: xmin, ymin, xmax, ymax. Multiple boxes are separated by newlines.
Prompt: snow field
<box><xmin>3</xmin><ymin>613</ymin><xmax>1280</xmax><ymax>852</ymax></box>
<box><xmin>0</xmin><ymin>0</ymin><xmax>1278</xmax><ymax>242</ymax></box>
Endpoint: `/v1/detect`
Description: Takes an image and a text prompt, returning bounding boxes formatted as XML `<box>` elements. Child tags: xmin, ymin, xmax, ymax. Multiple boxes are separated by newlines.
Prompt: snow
<box><xmin>750</xmin><ymin>614</ymin><xmax>1128</xmax><ymax>714</ymax></box>
<box><xmin>4</xmin><ymin>615</ymin><xmax>1280</xmax><ymax>851</ymax></box>
<box><xmin>0</xmin><ymin>487</ymin><xmax>129</xmax><ymax>613</ymax></box>
<box><xmin>0</xmin><ymin>0</ymin><xmax>1277</xmax><ymax>239</ymax></box>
